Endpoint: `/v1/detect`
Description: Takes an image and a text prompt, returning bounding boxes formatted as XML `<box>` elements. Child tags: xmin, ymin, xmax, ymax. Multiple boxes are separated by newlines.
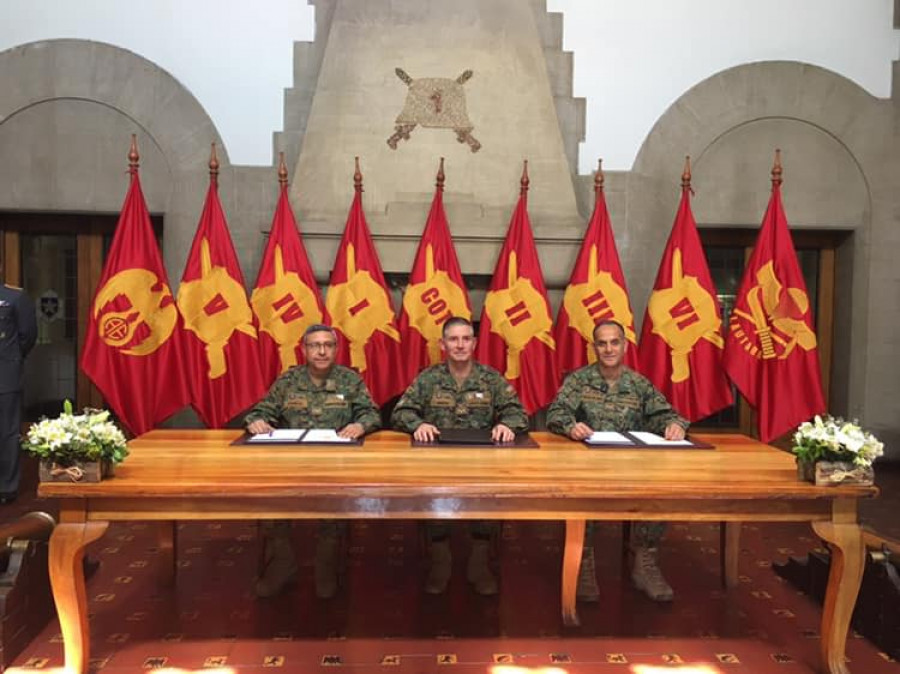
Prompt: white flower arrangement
<box><xmin>24</xmin><ymin>400</ymin><xmax>128</xmax><ymax>467</ymax></box>
<box><xmin>792</xmin><ymin>414</ymin><xmax>883</xmax><ymax>468</ymax></box>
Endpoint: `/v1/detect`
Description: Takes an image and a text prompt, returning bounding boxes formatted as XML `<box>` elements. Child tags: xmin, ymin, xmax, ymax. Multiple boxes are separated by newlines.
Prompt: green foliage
<box><xmin>23</xmin><ymin>400</ymin><xmax>129</xmax><ymax>467</ymax></box>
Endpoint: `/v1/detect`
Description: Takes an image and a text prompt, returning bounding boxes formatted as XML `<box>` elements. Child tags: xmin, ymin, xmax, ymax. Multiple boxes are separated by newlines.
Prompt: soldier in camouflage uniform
<box><xmin>245</xmin><ymin>324</ymin><xmax>381</xmax><ymax>599</ymax></box>
<box><xmin>391</xmin><ymin>317</ymin><xmax>528</xmax><ymax>596</ymax></box>
<box><xmin>547</xmin><ymin>320</ymin><xmax>687</xmax><ymax>604</ymax></box>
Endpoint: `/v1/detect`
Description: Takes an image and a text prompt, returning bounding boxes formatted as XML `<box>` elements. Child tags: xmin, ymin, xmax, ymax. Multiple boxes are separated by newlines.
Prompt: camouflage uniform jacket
<box><xmin>391</xmin><ymin>362</ymin><xmax>528</xmax><ymax>433</ymax></box>
<box><xmin>244</xmin><ymin>364</ymin><xmax>381</xmax><ymax>433</ymax></box>
<box><xmin>546</xmin><ymin>366</ymin><xmax>688</xmax><ymax>436</ymax></box>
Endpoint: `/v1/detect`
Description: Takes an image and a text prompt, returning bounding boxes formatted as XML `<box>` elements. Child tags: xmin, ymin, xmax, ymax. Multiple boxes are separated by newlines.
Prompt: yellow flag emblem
<box><xmin>94</xmin><ymin>268</ymin><xmax>178</xmax><ymax>356</ymax></box>
<box><xmin>561</xmin><ymin>245</ymin><xmax>636</xmax><ymax>364</ymax></box>
<box><xmin>403</xmin><ymin>244</ymin><xmax>470</xmax><ymax>363</ymax></box>
<box><xmin>484</xmin><ymin>251</ymin><xmax>555</xmax><ymax>379</ymax></box>
<box><xmin>325</xmin><ymin>243</ymin><xmax>400</xmax><ymax>373</ymax></box>
<box><xmin>251</xmin><ymin>245</ymin><xmax>323</xmax><ymax>372</ymax></box>
<box><xmin>647</xmin><ymin>248</ymin><xmax>723</xmax><ymax>383</ymax></box>
<box><xmin>177</xmin><ymin>238</ymin><xmax>257</xmax><ymax>379</ymax></box>
<box><xmin>729</xmin><ymin>260</ymin><xmax>816</xmax><ymax>360</ymax></box>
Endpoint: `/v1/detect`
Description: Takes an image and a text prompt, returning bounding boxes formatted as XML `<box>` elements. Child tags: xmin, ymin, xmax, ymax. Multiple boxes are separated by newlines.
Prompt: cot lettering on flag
<box><xmin>398</xmin><ymin>158</ymin><xmax>471</xmax><ymax>384</ymax></box>
<box><xmin>477</xmin><ymin>161</ymin><xmax>559</xmax><ymax>413</ymax></box>
<box><xmin>723</xmin><ymin>150</ymin><xmax>825</xmax><ymax>442</ymax></box>
<box><xmin>80</xmin><ymin>135</ymin><xmax>190</xmax><ymax>436</ymax></box>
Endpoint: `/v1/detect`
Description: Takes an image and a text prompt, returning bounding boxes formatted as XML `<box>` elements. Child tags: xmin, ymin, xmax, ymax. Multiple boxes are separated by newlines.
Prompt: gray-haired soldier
<box><xmin>245</xmin><ymin>324</ymin><xmax>381</xmax><ymax>599</ymax></box>
<box><xmin>547</xmin><ymin>320</ymin><xmax>687</xmax><ymax>603</ymax></box>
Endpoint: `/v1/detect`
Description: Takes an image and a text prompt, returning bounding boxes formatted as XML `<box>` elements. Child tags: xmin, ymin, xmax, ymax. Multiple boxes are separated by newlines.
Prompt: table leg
<box><xmin>721</xmin><ymin>522</ymin><xmax>741</xmax><ymax>588</ymax></box>
<box><xmin>812</xmin><ymin>519</ymin><xmax>865</xmax><ymax>674</ymax></box>
<box><xmin>156</xmin><ymin>521</ymin><xmax>176</xmax><ymax>587</ymax></box>
<box><xmin>561</xmin><ymin>519</ymin><xmax>585</xmax><ymax>626</ymax></box>
<box><xmin>49</xmin><ymin>521</ymin><xmax>109</xmax><ymax>674</ymax></box>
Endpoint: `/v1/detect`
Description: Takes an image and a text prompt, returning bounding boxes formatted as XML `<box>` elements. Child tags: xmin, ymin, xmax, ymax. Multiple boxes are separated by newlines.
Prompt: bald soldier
<box><xmin>391</xmin><ymin>317</ymin><xmax>528</xmax><ymax>596</ymax></box>
<box><xmin>245</xmin><ymin>323</ymin><xmax>381</xmax><ymax>599</ymax></box>
<box><xmin>547</xmin><ymin>320</ymin><xmax>687</xmax><ymax>603</ymax></box>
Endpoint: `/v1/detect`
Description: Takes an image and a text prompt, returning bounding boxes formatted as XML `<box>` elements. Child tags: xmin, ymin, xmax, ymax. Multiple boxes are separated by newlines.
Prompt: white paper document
<box><xmin>629</xmin><ymin>431</ymin><xmax>692</xmax><ymax>446</ymax></box>
<box><xmin>584</xmin><ymin>431</ymin><xmax>634</xmax><ymax>445</ymax></box>
<box><xmin>301</xmin><ymin>428</ymin><xmax>353</xmax><ymax>443</ymax></box>
<box><xmin>248</xmin><ymin>429</ymin><xmax>305</xmax><ymax>443</ymax></box>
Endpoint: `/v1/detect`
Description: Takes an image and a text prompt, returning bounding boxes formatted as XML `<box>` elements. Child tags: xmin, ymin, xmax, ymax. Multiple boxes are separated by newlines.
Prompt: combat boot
<box><xmin>255</xmin><ymin>535</ymin><xmax>298</xmax><ymax>598</ymax></box>
<box><xmin>576</xmin><ymin>546</ymin><xmax>600</xmax><ymax>602</ymax></box>
<box><xmin>314</xmin><ymin>530</ymin><xmax>339</xmax><ymax>599</ymax></box>
<box><xmin>466</xmin><ymin>539</ymin><xmax>498</xmax><ymax>596</ymax></box>
<box><xmin>631</xmin><ymin>546</ymin><xmax>674</xmax><ymax>602</ymax></box>
<box><xmin>425</xmin><ymin>539</ymin><xmax>452</xmax><ymax>594</ymax></box>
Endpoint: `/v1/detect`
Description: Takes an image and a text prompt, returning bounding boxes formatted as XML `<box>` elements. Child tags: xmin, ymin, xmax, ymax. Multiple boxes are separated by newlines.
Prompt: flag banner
<box><xmin>324</xmin><ymin>160</ymin><xmax>404</xmax><ymax>405</ymax></box>
<box><xmin>554</xmin><ymin>162</ymin><xmax>638</xmax><ymax>375</ymax></box>
<box><xmin>723</xmin><ymin>155</ymin><xmax>825</xmax><ymax>441</ymax></box>
<box><xmin>638</xmin><ymin>162</ymin><xmax>733</xmax><ymax>421</ymax></box>
<box><xmin>80</xmin><ymin>136</ymin><xmax>191</xmax><ymax>436</ymax></box>
<box><xmin>397</xmin><ymin>159</ymin><xmax>471</xmax><ymax>385</ymax></box>
<box><xmin>476</xmin><ymin>162</ymin><xmax>559</xmax><ymax>413</ymax></box>
<box><xmin>177</xmin><ymin>146</ymin><xmax>267</xmax><ymax>428</ymax></box>
<box><xmin>250</xmin><ymin>157</ymin><xmax>324</xmax><ymax>385</ymax></box>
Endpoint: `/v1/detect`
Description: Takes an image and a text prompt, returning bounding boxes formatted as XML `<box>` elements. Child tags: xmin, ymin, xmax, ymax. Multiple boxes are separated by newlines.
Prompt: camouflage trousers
<box><xmin>584</xmin><ymin>520</ymin><xmax>665</xmax><ymax>548</ymax></box>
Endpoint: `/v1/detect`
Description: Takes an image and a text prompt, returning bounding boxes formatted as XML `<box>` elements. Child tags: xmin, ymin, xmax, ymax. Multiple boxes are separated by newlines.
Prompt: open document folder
<box><xmin>245</xmin><ymin>429</ymin><xmax>355</xmax><ymax>444</ymax></box>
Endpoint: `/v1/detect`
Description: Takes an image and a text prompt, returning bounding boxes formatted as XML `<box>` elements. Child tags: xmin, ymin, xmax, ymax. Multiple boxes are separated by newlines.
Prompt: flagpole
<box><xmin>209</xmin><ymin>142</ymin><xmax>219</xmax><ymax>189</ymax></box>
<box><xmin>128</xmin><ymin>134</ymin><xmax>139</xmax><ymax>181</ymax></box>
<box><xmin>771</xmin><ymin>148</ymin><xmax>783</xmax><ymax>187</ymax></box>
<box><xmin>278</xmin><ymin>151</ymin><xmax>288</xmax><ymax>188</ymax></box>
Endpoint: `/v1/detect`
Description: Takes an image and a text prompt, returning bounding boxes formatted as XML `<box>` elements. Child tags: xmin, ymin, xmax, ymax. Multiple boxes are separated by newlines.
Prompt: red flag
<box><xmin>80</xmin><ymin>136</ymin><xmax>191</xmax><ymax>435</ymax></box>
<box><xmin>723</xmin><ymin>152</ymin><xmax>825</xmax><ymax>442</ymax></box>
<box><xmin>554</xmin><ymin>160</ymin><xmax>638</xmax><ymax>375</ymax></box>
<box><xmin>324</xmin><ymin>159</ymin><xmax>404</xmax><ymax>405</ymax></box>
<box><xmin>397</xmin><ymin>159</ymin><xmax>472</xmax><ymax>384</ymax></box>
<box><xmin>177</xmin><ymin>144</ymin><xmax>267</xmax><ymax>428</ymax></box>
<box><xmin>637</xmin><ymin>159</ymin><xmax>733</xmax><ymax>422</ymax></box>
<box><xmin>476</xmin><ymin>162</ymin><xmax>559</xmax><ymax>413</ymax></box>
<box><xmin>250</xmin><ymin>155</ymin><xmax>325</xmax><ymax>385</ymax></box>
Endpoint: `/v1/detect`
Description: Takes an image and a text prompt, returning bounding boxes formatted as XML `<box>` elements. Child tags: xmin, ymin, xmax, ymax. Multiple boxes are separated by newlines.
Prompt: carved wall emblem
<box><xmin>387</xmin><ymin>68</ymin><xmax>481</xmax><ymax>152</ymax></box>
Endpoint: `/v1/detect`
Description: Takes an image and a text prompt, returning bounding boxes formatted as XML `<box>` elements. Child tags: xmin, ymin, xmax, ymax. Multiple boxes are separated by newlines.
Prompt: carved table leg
<box><xmin>721</xmin><ymin>521</ymin><xmax>741</xmax><ymax>588</ymax></box>
<box><xmin>561</xmin><ymin>519</ymin><xmax>586</xmax><ymax>626</ymax></box>
<box><xmin>156</xmin><ymin>521</ymin><xmax>176</xmax><ymax>587</ymax></box>
<box><xmin>49</xmin><ymin>521</ymin><xmax>109</xmax><ymax>674</ymax></box>
<box><xmin>812</xmin><ymin>518</ymin><xmax>865</xmax><ymax>674</ymax></box>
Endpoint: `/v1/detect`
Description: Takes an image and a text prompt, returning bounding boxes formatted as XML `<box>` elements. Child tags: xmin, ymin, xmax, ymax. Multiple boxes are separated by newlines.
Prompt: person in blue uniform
<box><xmin>0</xmin><ymin>283</ymin><xmax>37</xmax><ymax>504</ymax></box>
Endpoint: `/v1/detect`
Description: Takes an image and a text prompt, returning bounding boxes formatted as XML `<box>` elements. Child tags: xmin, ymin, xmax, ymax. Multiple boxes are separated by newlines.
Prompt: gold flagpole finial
<box><xmin>520</xmin><ymin>159</ymin><xmax>529</xmax><ymax>195</ymax></box>
<box><xmin>128</xmin><ymin>134</ymin><xmax>140</xmax><ymax>175</ymax></box>
<box><xmin>594</xmin><ymin>158</ymin><xmax>604</xmax><ymax>195</ymax></box>
<box><xmin>681</xmin><ymin>155</ymin><xmax>692</xmax><ymax>190</ymax></box>
<box><xmin>436</xmin><ymin>157</ymin><xmax>445</xmax><ymax>192</ymax></box>
<box><xmin>354</xmin><ymin>156</ymin><xmax>363</xmax><ymax>193</ymax></box>
<box><xmin>208</xmin><ymin>142</ymin><xmax>219</xmax><ymax>185</ymax></box>
<box><xmin>771</xmin><ymin>148</ymin><xmax>783</xmax><ymax>187</ymax></box>
<box><xmin>277</xmin><ymin>152</ymin><xmax>288</xmax><ymax>187</ymax></box>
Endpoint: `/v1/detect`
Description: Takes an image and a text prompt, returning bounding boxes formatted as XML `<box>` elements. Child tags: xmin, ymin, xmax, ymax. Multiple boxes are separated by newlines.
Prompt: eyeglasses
<box><xmin>305</xmin><ymin>341</ymin><xmax>337</xmax><ymax>351</ymax></box>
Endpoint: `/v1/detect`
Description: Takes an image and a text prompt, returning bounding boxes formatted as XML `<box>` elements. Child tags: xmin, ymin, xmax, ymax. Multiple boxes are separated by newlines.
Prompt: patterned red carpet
<box><xmin>4</xmin><ymin>460</ymin><xmax>899</xmax><ymax>673</ymax></box>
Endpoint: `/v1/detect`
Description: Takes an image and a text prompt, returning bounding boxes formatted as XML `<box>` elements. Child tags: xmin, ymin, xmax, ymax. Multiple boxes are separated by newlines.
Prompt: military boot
<box><xmin>255</xmin><ymin>535</ymin><xmax>298</xmax><ymax>598</ymax></box>
<box><xmin>425</xmin><ymin>539</ymin><xmax>452</xmax><ymax>594</ymax></box>
<box><xmin>631</xmin><ymin>546</ymin><xmax>674</xmax><ymax>602</ymax></box>
<box><xmin>466</xmin><ymin>539</ymin><xmax>498</xmax><ymax>596</ymax></box>
<box><xmin>314</xmin><ymin>530</ymin><xmax>339</xmax><ymax>599</ymax></box>
<box><xmin>576</xmin><ymin>546</ymin><xmax>600</xmax><ymax>602</ymax></box>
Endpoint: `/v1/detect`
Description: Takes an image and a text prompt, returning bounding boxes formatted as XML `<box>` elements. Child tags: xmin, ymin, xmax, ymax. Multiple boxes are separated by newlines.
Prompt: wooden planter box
<box><xmin>38</xmin><ymin>460</ymin><xmax>114</xmax><ymax>483</ymax></box>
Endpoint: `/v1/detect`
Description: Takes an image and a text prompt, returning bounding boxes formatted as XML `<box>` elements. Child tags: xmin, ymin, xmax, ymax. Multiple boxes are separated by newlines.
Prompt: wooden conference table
<box><xmin>39</xmin><ymin>430</ymin><xmax>877</xmax><ymax>674</ymax></box>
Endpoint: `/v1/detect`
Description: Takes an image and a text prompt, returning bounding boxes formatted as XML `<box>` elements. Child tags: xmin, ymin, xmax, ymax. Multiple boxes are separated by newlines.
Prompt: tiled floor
<box><xmin>3</xmin><ymin>459</ymin><xmax>899</xmax><ymax>673</ymax></box>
